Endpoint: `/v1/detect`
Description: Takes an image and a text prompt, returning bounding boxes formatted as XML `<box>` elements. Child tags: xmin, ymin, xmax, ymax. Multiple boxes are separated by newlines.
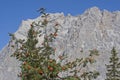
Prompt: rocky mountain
<box><xmin>0</xmin><ymin>7</ymin><xmax>120</xmax><ymax>80</ymax></box>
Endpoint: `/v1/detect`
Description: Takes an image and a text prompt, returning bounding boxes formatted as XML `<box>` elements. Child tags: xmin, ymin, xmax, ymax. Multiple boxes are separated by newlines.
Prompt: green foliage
<box><xmin>11</xmin><ymin>8</ymin><xmax>99</xmax><ymax>80</ymax></box>
<box><xmin>81</xmin><ymin>71</ymin><xmax>99</xmax><ymax>80</ymax></box>
<box><xmin>105</xmin><ymin>47</ymin><xmax>120</xmax><ymax>80</ymax></box>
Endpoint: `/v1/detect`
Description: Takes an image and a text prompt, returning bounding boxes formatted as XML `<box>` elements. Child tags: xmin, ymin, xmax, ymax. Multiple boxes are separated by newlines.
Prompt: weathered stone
<box><xmin>0</xmin><ymin>7</ymin><xmax>120</xmax><ymax>80</ymax></box>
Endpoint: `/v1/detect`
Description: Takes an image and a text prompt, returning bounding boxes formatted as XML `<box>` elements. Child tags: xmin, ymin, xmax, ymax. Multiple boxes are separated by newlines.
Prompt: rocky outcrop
<box><xmin>0</xmin><ymin>7</ymin><xmax>120</xmax><ymax>80</ymax></box>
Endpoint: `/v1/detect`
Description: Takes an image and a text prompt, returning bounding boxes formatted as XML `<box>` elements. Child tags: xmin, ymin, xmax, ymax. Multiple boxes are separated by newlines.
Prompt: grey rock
<box><xmin>0</xmin><ymin>7</ymin><xmax>120</xmax><ymax>80</ymax></box>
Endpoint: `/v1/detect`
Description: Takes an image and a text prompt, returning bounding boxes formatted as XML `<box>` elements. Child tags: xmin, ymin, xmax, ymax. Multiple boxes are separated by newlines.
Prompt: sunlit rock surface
<box><xmin>0</xmin><ymin>7</ymin><xmax>120</xmax><ymax>80</ymax></box>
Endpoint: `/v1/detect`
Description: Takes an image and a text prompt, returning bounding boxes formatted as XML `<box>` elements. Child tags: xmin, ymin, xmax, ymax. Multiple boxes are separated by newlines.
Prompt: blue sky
<box><xmin>0</xmin><ymin>0</ymin><xmax>120</xmax><ymax>50</ymax></box>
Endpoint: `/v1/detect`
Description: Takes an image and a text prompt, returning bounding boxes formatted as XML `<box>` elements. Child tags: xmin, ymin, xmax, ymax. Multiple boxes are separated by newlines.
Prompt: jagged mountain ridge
<box><xmin>0</xmin><ymin>7</ymin><xmax>120</xmax><ymax>80</ymax></box>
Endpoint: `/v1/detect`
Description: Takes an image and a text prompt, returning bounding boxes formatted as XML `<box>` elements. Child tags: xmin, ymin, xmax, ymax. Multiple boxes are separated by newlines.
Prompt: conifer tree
<box><xmin>105</xmin><ymin>47</ymin><xmax>120</xmax><ymax>80</ymax></box>
<box><xmin>11</xmin><ymin>8</ymin><xmax>99</xmax><ymax>80</ymax></box>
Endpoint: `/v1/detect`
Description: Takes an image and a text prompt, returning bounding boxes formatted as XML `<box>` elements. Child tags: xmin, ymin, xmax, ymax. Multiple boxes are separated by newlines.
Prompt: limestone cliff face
<box><xmin>0</xmin><ymin>7</ymin><xmax>120</xmax><ymax>80</ymax></box>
